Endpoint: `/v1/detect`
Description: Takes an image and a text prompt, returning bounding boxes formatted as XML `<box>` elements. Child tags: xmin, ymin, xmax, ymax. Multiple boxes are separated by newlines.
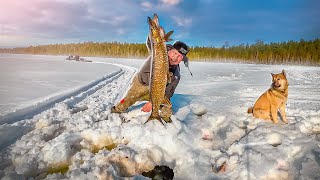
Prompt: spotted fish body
<box><xmin>146</xmin><ymin>14</ymin><xmax>171</xmax><ymax>123</ymax></box>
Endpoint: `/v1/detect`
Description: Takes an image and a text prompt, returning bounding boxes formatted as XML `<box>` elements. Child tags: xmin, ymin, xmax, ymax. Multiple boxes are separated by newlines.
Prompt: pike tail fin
<box><xmin>145</xmin><ymin>115</ymin><xmax>164</xmax><ymax>125</ymax></box>
<box><xmin>162</xmin><ymin>116</ymin><xmax>172</xmax><ymax>123</ymax></box>
<box><xmin>247</xmin><ymin>107</ymin><xmax>253</xmax><ymax>114</ymax></box>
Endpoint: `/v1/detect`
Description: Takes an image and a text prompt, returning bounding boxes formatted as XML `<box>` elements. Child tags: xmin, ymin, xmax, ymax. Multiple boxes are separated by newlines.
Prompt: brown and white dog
<box><xmin>248</xmin><ymin>70</ymin><xmax>289</xmax><ymax>124</ymax></box>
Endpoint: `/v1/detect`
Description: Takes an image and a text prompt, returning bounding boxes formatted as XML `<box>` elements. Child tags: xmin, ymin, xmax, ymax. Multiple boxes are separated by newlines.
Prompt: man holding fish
<box><xmin>111</xmin><ymin>14</ymin><xmax>191</xmax><ymax>124</ymax></box>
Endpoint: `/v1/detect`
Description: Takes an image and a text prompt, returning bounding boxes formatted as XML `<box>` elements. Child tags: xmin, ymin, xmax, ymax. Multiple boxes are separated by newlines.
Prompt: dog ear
<box><xmin>271</xmin><ymin>73</ymin><xmax>275</xmax><ymax>78</ymax></box>
<box><xmin>281</xmin><ymin>69</ymin><xmax>286</xmax><ymax>77</ymax></box>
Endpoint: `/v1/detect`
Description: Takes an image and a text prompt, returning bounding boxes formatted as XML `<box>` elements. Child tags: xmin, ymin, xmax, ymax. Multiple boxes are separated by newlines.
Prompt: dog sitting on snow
<box><xmin>248</xmin><ymin>70</ymin><xmax>289</xmax><ymax>124</ymax></box>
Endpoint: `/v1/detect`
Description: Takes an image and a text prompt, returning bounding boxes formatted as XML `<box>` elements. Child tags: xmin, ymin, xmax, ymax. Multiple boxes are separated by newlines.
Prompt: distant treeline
<box><xmin>0</xmin><ymin>38</ymin><xmax>319</xmax><ymax>65</ymax></box>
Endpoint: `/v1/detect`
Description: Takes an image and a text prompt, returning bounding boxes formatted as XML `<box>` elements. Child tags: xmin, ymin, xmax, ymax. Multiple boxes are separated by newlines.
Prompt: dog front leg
<box><xmin>280</xmin><ymin>102</ymin><xmax>288</xmax><ymax>124</ymax></box>
<box><xmin>270</xmin><ymin>105</ymin><xmax>279</xmax><ymax>124</ymax></box>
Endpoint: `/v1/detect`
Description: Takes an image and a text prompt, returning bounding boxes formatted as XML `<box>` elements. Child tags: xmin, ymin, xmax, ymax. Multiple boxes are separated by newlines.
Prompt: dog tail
<box><xmin>247</xmin><ymin>107</ymin><xmax>253</xmax><ymax>114</ymax></box>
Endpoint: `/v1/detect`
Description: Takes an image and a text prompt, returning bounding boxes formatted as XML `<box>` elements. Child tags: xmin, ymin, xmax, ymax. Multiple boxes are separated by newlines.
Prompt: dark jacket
<box><xmin>138</xmin><ymin>55</ymin><xmax>181</xmax><ymax>99</ymax></box>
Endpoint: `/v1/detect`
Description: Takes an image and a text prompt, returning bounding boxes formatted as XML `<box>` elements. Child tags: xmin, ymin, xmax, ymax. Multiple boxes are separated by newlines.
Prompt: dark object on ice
<box><xmin>142</xmin><ymin>165</ymin><xmax>174</xmax><ymax>180</ymax></box>
<box><xmin>66</xmin><ymin>55</ymin><xmax>72</xmax><ymax>60</ymax></box>
<box><xmin>66</xmin><ymin>55</ymin><xmax>92</xmax><ymax>62</ymax></box>
<box><xmin>74</xmin><ymin>55</ymin><xmax>80</xmax><ymax>61</ymax></box>
<box><xmin>66</xmin><ymin>55</ymin><xmax>77</xmax><ymax>60</ymax></box>
<box><xmin>212</xmin><ymin>161</ymin><xmax>227</xmax><ymax>173</ymax></box>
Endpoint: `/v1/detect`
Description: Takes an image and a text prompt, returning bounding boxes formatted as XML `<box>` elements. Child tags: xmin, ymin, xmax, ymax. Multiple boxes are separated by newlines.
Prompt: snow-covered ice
<box><xmin>0</xmin><ymin>54</ymin><xmax>319</xmax><ymax>179</ymax></box>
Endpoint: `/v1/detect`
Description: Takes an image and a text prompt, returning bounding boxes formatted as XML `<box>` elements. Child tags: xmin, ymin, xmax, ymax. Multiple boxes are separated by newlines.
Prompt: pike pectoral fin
<box><xmin>167</xmin><ymin>72</ymin><xmax>173</xmax><ymax>83</ymax></box>
<box><xmin>162</xmin><ymin>96</ymin><xmax>172</xmax><ymax>107</ymax></box>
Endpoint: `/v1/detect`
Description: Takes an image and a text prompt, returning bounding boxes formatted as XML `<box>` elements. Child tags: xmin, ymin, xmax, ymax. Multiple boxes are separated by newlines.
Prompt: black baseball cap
<box><xmin>173</xmin><ymin>41</ymin><xmax>190</xmax><ymax>67</ymax></box>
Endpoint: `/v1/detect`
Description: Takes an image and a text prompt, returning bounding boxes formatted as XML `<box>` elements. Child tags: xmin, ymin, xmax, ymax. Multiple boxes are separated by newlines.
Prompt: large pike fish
<box><xmin>146</xmin><ymin>14</ymin><xmax>173</xmax><ymax>124</ymax></box>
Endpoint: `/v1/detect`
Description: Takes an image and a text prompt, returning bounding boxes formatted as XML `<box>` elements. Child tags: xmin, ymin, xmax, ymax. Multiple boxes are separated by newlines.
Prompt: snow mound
<box><xmin>81</xmin><ymin>129</ymin><xmax>118</xmax><ymax>153</ymax></box>
<box><xmin>42</xmin><ymin>132</ymin><xmax>82</xmax><ymax>167</ymax></box>
<box><xmin>190</xmin><ymin>103</ymin><xmax>208</xmax><ymax>116</ymax></box>
<box><xmin>266</xmin><ymin>133</ymin><xmax>282</xmax><ymax>147</ymax></box>
<box><xmin>35</xmin><ymin>119</ymin><xmax>53</xmax><ymax>129</ymax></box>
<box><xmin>299</xmin><ymin>115</ymin><xmax>320</xmax><ymax>134</ymax></box>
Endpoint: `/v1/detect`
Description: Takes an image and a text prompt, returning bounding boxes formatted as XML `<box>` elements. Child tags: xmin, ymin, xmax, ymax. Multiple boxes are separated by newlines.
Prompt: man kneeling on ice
<box><xmin>111</xmin><ymin>41</ymin><xmax>191</xmax><ymax>122</ymax></box>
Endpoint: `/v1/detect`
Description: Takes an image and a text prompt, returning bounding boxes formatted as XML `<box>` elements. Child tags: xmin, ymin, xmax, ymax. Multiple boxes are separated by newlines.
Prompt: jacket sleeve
<box><xmin>138</xmin><ymin>56</ymin><xmax>152</xmax><ymax>86</ymax></box>
<box><xmin>165</xmin><ymin>65</ymin><xmax>181</xmax><ymax>99</ymax></box>
<box><xmin>165</xmin><ymin>75</ymin><xmax>180</xmax><ymax>99</ymax></box>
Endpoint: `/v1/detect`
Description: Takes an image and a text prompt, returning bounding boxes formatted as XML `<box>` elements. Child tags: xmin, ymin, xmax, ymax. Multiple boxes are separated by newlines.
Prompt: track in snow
<box><xmin>0</xmin><ymin>63</ymin><xmax>136</xmax><ymax>125</ymax></box>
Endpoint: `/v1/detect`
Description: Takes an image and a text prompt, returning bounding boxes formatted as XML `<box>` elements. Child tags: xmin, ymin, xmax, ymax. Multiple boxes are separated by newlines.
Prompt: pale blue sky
<box><xmin>0</xmin><ymin>0</ymin><xmax>319</xmax><ymax>47</ymax></box>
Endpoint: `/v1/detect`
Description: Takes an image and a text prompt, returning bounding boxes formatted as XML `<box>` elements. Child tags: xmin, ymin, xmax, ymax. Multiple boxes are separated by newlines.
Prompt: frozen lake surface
<box><xmin>0</xmin><ymin>54</ymin><xmax>319</xmax><ymax>179</ymax></box>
